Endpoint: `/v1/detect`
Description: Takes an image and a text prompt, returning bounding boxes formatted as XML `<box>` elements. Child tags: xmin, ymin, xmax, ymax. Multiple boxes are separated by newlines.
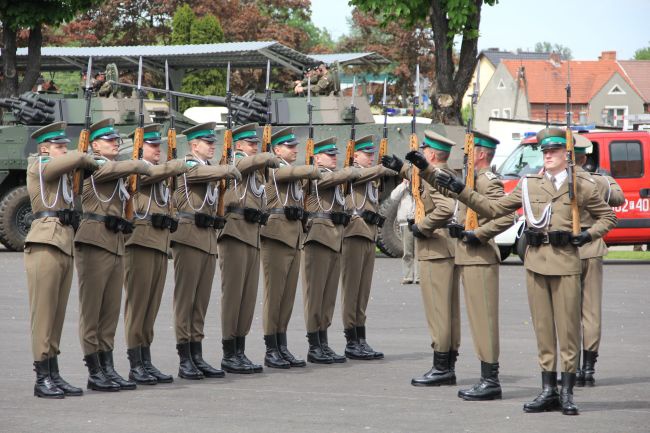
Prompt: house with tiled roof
<box><xmin>474</xmin><ymin>51</ymin><xmax>646</xmax><ymax>131</ymax></box>
<box><xmin>618</xmin><ymin>60</ymin><xmax>650</xmax><ymax>112</ymax></box>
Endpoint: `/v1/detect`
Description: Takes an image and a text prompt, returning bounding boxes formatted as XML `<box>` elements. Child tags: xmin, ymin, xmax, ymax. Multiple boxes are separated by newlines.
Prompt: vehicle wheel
<box><xmin>0</xmin><ymin>186</ymin><xmax>32</xmax><ymax>252</ymax></box>
<box><xmin>498</xmin><ymin>245</ymin><xmax>511</xmax><ymax>262</ymax></box>
<box><xmin>376</xmin><ymin>198</ymin><xmax>403</xmax><ymax>258</ymax></box>
<box><xmin>515</xmin><ymin>234</ymin><xmax>527</xmax><ymax>263</ymax></box>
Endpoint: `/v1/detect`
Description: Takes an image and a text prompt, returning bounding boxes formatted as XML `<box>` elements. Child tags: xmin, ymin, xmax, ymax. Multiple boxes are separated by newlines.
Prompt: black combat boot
<box><xmin>49</xmin><ymin>356</ymin><xmax>83</xmax><ymax>396</ymax></box>
<box><xmin>264</xmin><ymin>335</ymin><xmax>291</xmax><ymax>369</ymax></box>
<box><xmin>235</xmin><ymin>336</ymin><xmax>263</xmax><ymax>373</ymax></box>
<box><xmin>277</xmin><ymin>332</ymin><xmax>306</xmax><ymax>367</ymax></box>
<box><xmin>523</xmin><ymin>371</ymin><xmax>561</xmax><ymax>413</ymax></box>
<box><xmin>99</xmin><ymin>350</ymin><xmax>136</xmax><ymax>390</ymax></box>
<box><xmin>190</xmin><ymin>341</ymin><xmax>225</xmax><ymax>378</ymax></box>
<box><xmin>306</xmin><ymin>332</ymin><xmax>334</xmax><ymax>364</ymax></box>
<box><xmin>176</xmin><ymin>342</ymin><xmax>204</xmax><ymax>380</ymax></box>
<box><xmin>458</xmin><ymin>362</ymin><xmax>502</xmax><ymax>401</ymax></box>
<box><xmin>344</xmin><ymin>328</ymin><xmax>373</xmax><ymax>360</ymax></box>
<box><xmin>221</xmin><ymin>338</ymin><xmax>254</xmax><ymax>374</ymax></box>
<box><xmin>576</xmin><ymin>350</ymin><xmax>598</xmax><ymax>387</ymax></box>
<box><xmin>318</xmin><ymin>329</ymin><xmax>346</xmax><ymax>363</ymax></box>
<box><xmin>33</xmin><ymin>359</ymin><xmax>64</xmax><ymax>399</ymax></box>
<box><xmin>356</xmin><ymin>326</ymin><xmax>384</xmax><ymax>359</ymax></box>
<box><xmin>411</xmin><ymin>351</ymin><xmax>456</xmax><ymax>386</ymax></box>
<box><xmin>560</xmin><ymin>372</ymin><xmax>579</xmax><ymax>415</ymax></box>
<box><xmin>84</xmin><ymin>353</ymin><xmax>120</xmax><ymax>392</ymax></box>
<box><xmin>141</xmin><ymin>346</ymin><xmax>173</xmax><ymax>383</ymax></box>
<box><xmin>127</xmin><ymin>347</ymin><xmax>157</xmax><ymax>385</ymax></box>
<box><xmin>449</xmin><ymin>350</ymin><xmax>458</xmax><ymax>373</ymax></box>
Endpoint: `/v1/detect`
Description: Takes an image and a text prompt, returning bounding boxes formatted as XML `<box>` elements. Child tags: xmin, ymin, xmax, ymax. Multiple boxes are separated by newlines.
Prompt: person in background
<box><xmin>389</xmin><ymin>179</ymin><xmax>418</xmax><ymax>284</ymax></box>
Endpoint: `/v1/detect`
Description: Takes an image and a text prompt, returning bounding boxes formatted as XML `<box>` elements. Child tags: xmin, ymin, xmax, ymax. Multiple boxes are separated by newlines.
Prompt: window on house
<box><xmin>604</xmin><ymin>107</ymin><xmax>628</xmax><ymax>128</ymax></box>
<box><xmin>503</xmin><ymin>108</ymin><xmax>512</xmax><ymax>119</ymax></box>
<box><xmin>610</xmin><ymin>141</ymin><xmax>643</xmax><ymax>178</ymax></box>
<box><xmin>608</xmin><ymin>85</ymin><xmax>625</xmax><ymax>95</ymax></box>
<box><xmin>497</xmin><ymin>79</ymin><xmax>506</xmax><ymax>90</ymax></box>
<box><xmin>491</xmin><ymin>109</ymin><xmax>500</xmax><ymax>118</ymax></box>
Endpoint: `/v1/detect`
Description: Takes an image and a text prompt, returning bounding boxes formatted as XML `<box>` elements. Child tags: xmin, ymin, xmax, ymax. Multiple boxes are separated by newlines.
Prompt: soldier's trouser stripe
<box><xmin>580</xmin><ymin>257</ymin><xmax>603</xmax><ymax>352</ymax></box>
<box><xmin>25</xmin><ymin>244</ymin><xmax>74</xmax><ymax>361</ymax></box>
<box><xmin>261</xmin><ymin>238</ymin><xmax>301</xmax><ymax>335</ymax></box>
<box><xmin>526</xmin><ymin>270</ymin><xmax>581</xmax><ymax>373</ymax></box>
<box><xmin>302</xmin><ymin>242</ymin><xmax>341</xmax><ymax>333</ymax></box>
<box><xmin>75</xmin><ymin>243</ymin><xmax>123</xmax><ymax>355</ymax></box>
<box><xmin>341</xmin><ymin>236</ymin><xmax>375</xmax><ymax>328</ymax></box>
<box><xmin>172</xmin><ymin>243</ymin><xmax>217</xmax><ymax>343</ymax></box>
<box><xmin>124</xmin><ymin>245</ymin><xmax>168</xmax><ymax>348</ymax></box>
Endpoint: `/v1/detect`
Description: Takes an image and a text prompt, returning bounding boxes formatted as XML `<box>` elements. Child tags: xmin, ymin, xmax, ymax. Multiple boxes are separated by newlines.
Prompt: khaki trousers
<box><xmin>460</xmin><ymin>264</ymin><xmax>500</xmax><ymax>363</ymax></box>
<box><xmin>75</xmin><ymin>243</ymin><xmax>124</xmax><ymax>355</ymax></box>
<box><xmin>219</xmin><ymin>237</ymin><xmax>260</xmax><ymax>339</ymax></box>
<box><xmin>25</xmin><ymin>244</ymin><xmax>74</xmax><ymax>361</ymax></box>
<box><xmin>261</xmin><ymin>238</ymin><xmax>301</xmax><ymax>335</ymax></box>
<box><xmin>526</xmin><ymin>270</ymin><xmax>581</xmax><ymax>373</ymax></box>
<box><xmin>124</xmin><ymin>245</ymin><xmax>168</xmax><ymax>348</ymax></box>
<box><xmin>302</xmin><ymin>242</ymin><xmax>341</xmax><ymax>333</ymax></box>
<box><xmin>172</xmin><ymin>243</ymin><xmax>217</xmax><ymax>343</ymax></box>
<box><xmin>580</xmin><ymin>257</ymin><xmax>603</xmax><ymax>352</ymax></box>
<box><xmin>400</xmin><ymin>225</ymin><xmax>418</xmax><ymax>281</ymax></box>
<box><xmin>419</xmin><ymin>258</ymin><xmax>460</xmax><ymax>352</ymax></box>
<box><xmin>341</xmin><ymin>236</ymin><xmax>375</xmax><ymax>329</ymax></box>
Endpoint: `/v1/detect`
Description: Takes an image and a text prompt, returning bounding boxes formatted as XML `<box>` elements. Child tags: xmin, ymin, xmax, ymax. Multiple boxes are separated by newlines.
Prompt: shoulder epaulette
<box><xmin>93</xmin><ymin>156</ymin><xmax>107</xmax><ymax>165</ymax></box>
<box><xmin>185</xmin><ymin>160</ymin><xmax>199</xmax><ymax>168</ymax></box>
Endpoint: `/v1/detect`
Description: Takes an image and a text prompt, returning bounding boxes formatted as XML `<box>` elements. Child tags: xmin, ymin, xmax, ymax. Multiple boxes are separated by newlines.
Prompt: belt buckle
<box><xmin>541</xmin><ymin>234</ymin><xmax>550</xmax><ymax>244</ymax></box>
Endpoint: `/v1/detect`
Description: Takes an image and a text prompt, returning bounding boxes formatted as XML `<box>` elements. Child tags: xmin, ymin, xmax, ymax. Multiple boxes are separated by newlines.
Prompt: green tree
<box><xmin>171</xmin><ymin>6</ymin><xmax>226</xmax><ymax>111</ymax></box>
<box><xmin>0</xmin><ymin>0</ymin><xmax>99</xmax><ymax>97</ymax></box>
<box><xmin>533</xmin><ymin>41</ymin><xmax>572</xmax><ymax>60</ymax></box>
<box><xmin>633</xmin><ymin>43</ymin><xmax>650</xmax><ymax>60</ymax></box>
<box><xmin>350</xmin><ymin>0</ymin><xmax>498</xmax><ymax>125</ymax></box>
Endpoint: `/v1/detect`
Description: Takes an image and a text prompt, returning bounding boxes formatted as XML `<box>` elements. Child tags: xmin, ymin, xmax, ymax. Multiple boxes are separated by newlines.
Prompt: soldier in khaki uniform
<box><xmin>25</xmin><ymin>122</ymin><xmax>98</xmax><ymax>398</ymax></box>
<box><xmin>302</xmin><ymin>137</ymin><xmax>360</xmax><ymax>364</ymax></box>
<box><xmin>415</xmin><ymin>131</ymin><xmax>514</xmax><ymax>400</ymax></box>
<box><xmin>383</xmin><ymin>131</ymin><xmax>460</xmax><ymax>387</ymax></box>
<box><xmin>171</xmin><ymin>122</ymin><xmax>241</xmax><ymax>380</ymax></box>
<box><xmin>573</xmin><ymin>134</ymin><xmax>625</xmax><ymax>386</ymax></box>
<box><xmin>434</xmin><ymin>127</ymin><xmax>617</xmax><ymax>415</ymax></box>
<box><xmin>75</xmin><ymin>118</ymin><xmax>152</xmax><ymax>392</ymax></box>
<box><xmin>341</xmin><ymin>135</ymin><xmax>395</xmax><ymax>360</ymax></box>
<box><xmin>123</xmin><ymin>124</ymin><xmax>189</xmax><ymax>385</ymax></box>
<box><xmin>218</xmin><ymin>123</ymin><xmax>280</xmax><ymax>374</ymax></box>
<box><xmin>260</xmin><ymin>127</ymin><xmax>321</xmax><ymax>369</ymax></box>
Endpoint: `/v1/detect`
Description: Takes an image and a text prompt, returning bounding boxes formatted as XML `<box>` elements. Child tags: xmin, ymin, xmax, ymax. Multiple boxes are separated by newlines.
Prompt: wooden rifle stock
<box><xmin>167</xmin><ymin>127</ymin><xmax>177</xmax><ymax>214</ymax></box>
<box><xmin>262</xmin><ymin>124</ymin><xmax>271</xmax><ymax>154</ymax></box>
<box><xmin>410</xmin><ymin>133</ymin><xmax>425</xmax><ymax>223</ymax></box>
<box><xmin>566</xmin><ymin>128</ymin><xmax>580</xmax><ymax>235</ymax></box>
<box><xmin>73</xmin><ymin>128</ymin><xmax>90</xmax><ymax>195</ymax></box>
<box><xmin>124</xmin><ymin>127</ymin><xmax>144</xmax><ymax>220</ymax></box>
<box><xmin>378</xmin><ymin>137</ymin><xmax>388</xmax><ymax>192</ymax></box>
<box><xmin>217</xmin><ymin>129</ymin><xmax>232</xmax><ymax>217</ymax></box>
<box><xmin>463</xmin><ymin>131</ymin><xmax>479</xmax><ymax>230</ymax></box>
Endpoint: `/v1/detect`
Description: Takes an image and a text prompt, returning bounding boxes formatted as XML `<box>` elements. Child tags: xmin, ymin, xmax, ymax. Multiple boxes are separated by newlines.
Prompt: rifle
<box><xmin>165</xmin><ymin>60</ymin><xmax>177</xmax><ymax>210</ymax></box>
<box><xmin>305</xmin><ymin>78</ymin><xmax>315</xmax><ymax>195</ymax></box>
<box><xmin>217</xmin><ymin>62</ymin><xmax>233</xmax><ymax>217</ymax></box>
<box><xmin>410</xmin><ymin>65</ymin><xmax>425</xmax><ymax>223</ymax></box>
<box><xmin>343</xmin><ymin>76</ymin><xmax>357</xmax><ymax>193</ymax></box>
<box><xmin>378</xmin><ymin>77</ymin><xmax>388</xmax><ymax>192</ymax></box>
<box><xmin>565</xmin><ymin>62</ymin><xmax>580</xmax><ymax>235</ymax></box>
<box><xmin>463</xmin><ymin>63</ymin><xmax>480</xmax><ymax>231</ymax></box>
<box><xmin>262</xmin><ymin>60</ymin><xmax>272</xmax><ymax>153</ymax></box>
<box><xmin>73</xmin><ymin>57</ymin><xmax>93</xmax><ymax>196</ymax></box>
<box><xmin>125</xmin><ymin>57</ymin><xmax>145</xmax><ymax>220</ymax></box>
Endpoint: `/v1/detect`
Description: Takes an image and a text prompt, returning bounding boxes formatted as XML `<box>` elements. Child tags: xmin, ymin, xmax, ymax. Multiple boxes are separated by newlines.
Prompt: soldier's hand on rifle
<box><xmin>135</xmin><ymin>160</ymin><xmax>153</xmax><ymax>176</ymax></box>
<box><xmin>571</xmin><ymin>231</ymin><xmax>592</xmax><ymax>247</ymax></box>
<box><xmin>225</xmin><ymin>166</ymin><xmax>243</xmax><ymax>182</ymax></box>
<box><xmin>461</xmin><ymin>230</ymin><xmax>482</xmax><ymax>246</ymax></box>
<box><xmin>168</xmin><ymin>159</ymin><xmax>189</xmax><ymax>175</ymax></box>
<box><xmin>381</xmin><ymin>154</ymin><xmax>403</xmax><ymax>173</ymax></box>
<box><xmin>435</xmin><ymin>170</ymin><xmax>465</xmax><ymax>194</ymax></box>
<box><xmin>405</xmin><ymin>150</ymin><xmax>429</xmax><ymax>170</ymax></box>
<box><xmin>267</xmin><ymin>156</ymin><xmax>283</xmax><ymax>168</ymax></box>
<box><xmin>81</xmin><ymin>154</ymin><xmax>100</xmax><ymax>172</ymax></box>
<box><xmin>407</xmin><ymin>219</ymin><xmax>426</xmax><ymax>239</ymax></box>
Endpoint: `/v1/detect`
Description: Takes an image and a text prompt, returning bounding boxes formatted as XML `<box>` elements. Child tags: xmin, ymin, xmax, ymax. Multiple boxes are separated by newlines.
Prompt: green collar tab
<box><xmin>36</xmin><ymin>130</ymin><xmax>66</xmax><ymax>144</ymax></box>
<box><xmin>314</xmin><ymin>143</ymin><xmax>337</xmax><ymax>154</ymax></box>
<box><xmin>186</xmin><ymin>129</ymin><xmax>215</xmax><ymax>141</ymax></box>
<box><xmin>143</xmin><ymin>131</ymin><xmax>161</xmax><ymax>140</ymax></box>
<box><xmin>423</xmin><ymin>136</ymin><xmax>452</xmax><ymax>152</ymax></box>
<box><xmin>90</xmin><ymin>126</ymin><xmax>116</xmax><ymax>141</ymax></box>
<box><xmin>474</xmin><ymin>137</ymin><xmax>498</xmax><ymax>149</ymax></box>
<box><xmin>354</xmin><ymin>141</ymin><xmax>374</xmax><ymax>151</ymax></box>
<box><xmin>233</xmin><ymin>130</ymin><xmax>257</xmax><ymax>142</ymax></box>
<box><xmin>272</xmin><ymin>133</ymin><xmax>296</xmax><ymax>146</ymax></box>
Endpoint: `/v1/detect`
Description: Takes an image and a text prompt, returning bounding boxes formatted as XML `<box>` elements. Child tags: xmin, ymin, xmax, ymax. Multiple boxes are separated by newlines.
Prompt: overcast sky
<box><xmin>311</xmin><ymin>0</ymin><xmax>650</xmax><ymax>60</ymax></box>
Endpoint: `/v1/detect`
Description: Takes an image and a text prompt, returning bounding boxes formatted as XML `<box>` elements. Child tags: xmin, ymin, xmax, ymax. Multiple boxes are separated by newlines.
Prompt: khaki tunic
<box><xmin>341</xmin><ymin>164</ymin><xmax>394</xmax><ymax>329</ymax></box>
<box><xmin>260</xmin><ymin>164</ymin><xmax>320</xmax><ymax>335</ymax></box>
<box><xmin>75</xmin><ymin>156</ymin><xmax>150</xmax><ymax>355</ymax></box>
<box><xmin>403</xmin><ymin>163</ymin><xmax>460</xmax><ymax>352</ymax></box>
<box><xmin>25</xmin><ymin>152</ymin><xmax>96</xmax><ymax>361</ymax></box>
<box><xmin>448</xmin><ymin>167</ymin><xmax>617</xmax><ymax>372</ymax></box>
<box><xmin>302</xmin><ymin>167</ymin><xmax>359</xmax><ymax>333</ymax></box>
<box><xmin>124</xmin><ymin>160</ymin><xmax>187</xmax><ymax>348</ymax></box>
<box><xmin>218</xmin><ymin>152</ymin><xmax>270</xmax><ymax>339</ymax></box>
<box><xmin>171</xmin><ymin>155</ymin><xmax>237</xmax><ymax>343</ymax></box>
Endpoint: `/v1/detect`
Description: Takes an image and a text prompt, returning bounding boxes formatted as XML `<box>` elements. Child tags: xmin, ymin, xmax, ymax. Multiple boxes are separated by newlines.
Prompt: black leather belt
<box><xmin>310</xmin><ymin>211</ymin><xmax>351</xmax><ymax>226</ymax></box>
<box><xmin>32</xmin><ymin>210</ymin><xmax>63</xmax><ymax>219</ymax></box>
<box><xmin>176</xmin><ymin>211</ymin><xmax>225</xmax><ymax>229</ymax></box>
<box><xmin>267</xmin><ymin>208</ymin><xmax>286</xmax><ymax>215</ymax></box>
<box><xmin>31</xmin><ymin>209</ymin><xmax>80</xmax><ymax>229</ymax></box>
<box><xmin>83</xmin><ymin>212</ymin><xmax>133</xmax><ymax>234</ymax></box>
<box><xmin>226</xmin><ymin>206</ymin><xmax>269</xmax><ymax>225</ymax></box>
<box><xmin>524</xmin><ymin>230</ymin><xmax>572</xmax><ymax>247</ymax></box>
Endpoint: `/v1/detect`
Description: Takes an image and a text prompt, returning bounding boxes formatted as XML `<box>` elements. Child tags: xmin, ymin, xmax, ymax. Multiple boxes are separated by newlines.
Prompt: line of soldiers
<box><xmin>24</xmin><ymin>118</ymin><xmax>621</xmax><ymax>417</ymax></box>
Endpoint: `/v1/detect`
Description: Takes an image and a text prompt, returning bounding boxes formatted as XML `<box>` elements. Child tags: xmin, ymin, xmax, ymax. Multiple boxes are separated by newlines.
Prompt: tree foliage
<box><xmin>350</xmin><ymin>0</ymin><xmax>498</xmax><ymax>125</ymax></box>
<box><xmin>634</xmin><ymin>43</ymin><xmax>650</xmax><ymax>60</ymax></box>
<box><xmin>533</xmin><ymin>41</ymin><xmax>572</xmax><ymax>60</ymax></box>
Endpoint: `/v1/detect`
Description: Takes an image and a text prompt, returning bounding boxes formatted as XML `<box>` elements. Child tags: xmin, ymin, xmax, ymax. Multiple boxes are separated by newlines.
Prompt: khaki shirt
<box><xmin>25</xmin><ymin>151</ymin><xmax>96</xmax><ymax>255</ymax></box>
<box><xmin>344</xmin><ymin>164</ymin><xmax>395</xmax><ymax>242</ymax></box>
<box><xmin>456</xmin><ymin>170</ymin><xmax>617</xmax><ymax>275</ymax></box>
<box><xmin>303</xmin><ymin>167</ymin><xmax>359</xmax><ymax>252</ymax></box>
<box><xmin>171</xmin><ymin>154</ymin><xmax>238</xmax><ymax>254</ymax></box>
<box><xmin>260</xmin><ymin>163</ymin><xmax>321</xmax><ymax>249</ymax></box>
<box><xmin>126</xmin><ymin>160</ymin><xmax>188</xmax><ymax>254</ymax></box>
<box><xmin>401</xmin><ymin>163</ymin><xmax>455</xmax><ymax>261</ymax></box>
<box><xmin>74</xmin><ymin>157</ymin><xmax>150</xmax><ymax>256</ymax></box>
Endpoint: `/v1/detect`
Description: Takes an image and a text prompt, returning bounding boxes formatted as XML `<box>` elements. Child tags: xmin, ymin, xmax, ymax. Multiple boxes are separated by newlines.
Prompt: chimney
<box><xmin>599</xmin><ymin>51</ymin><xmax>617</xmax><ymax>61</ymax></box>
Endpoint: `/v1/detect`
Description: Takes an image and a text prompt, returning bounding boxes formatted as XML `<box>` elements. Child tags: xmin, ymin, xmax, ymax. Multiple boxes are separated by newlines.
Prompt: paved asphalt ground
<box><xmin>1</xmin><ymin>250</ymin><xmax>649</xmax><ymax>433</ymax></box>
